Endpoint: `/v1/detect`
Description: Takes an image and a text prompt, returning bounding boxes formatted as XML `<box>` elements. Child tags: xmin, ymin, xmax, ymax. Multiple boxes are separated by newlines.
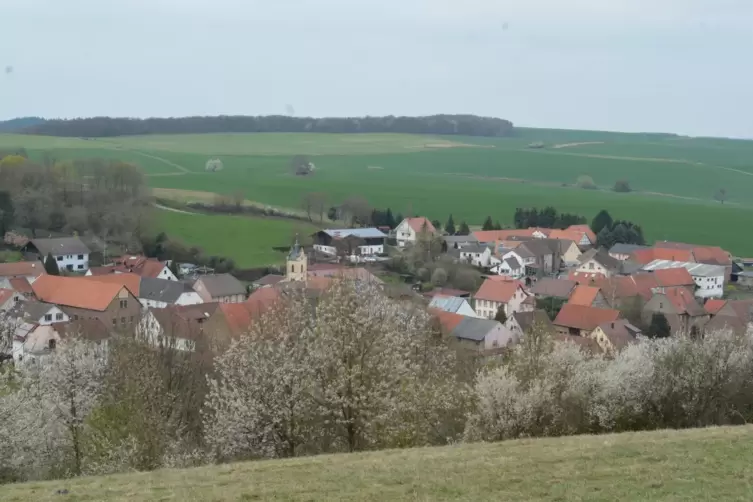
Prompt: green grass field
<box><xmin>6</xmin><ymin>426</ymin><xmax>753</xmax><ymax>501</ymax></box>
<box><xmin>2</xmin><ymin>129</ymin><xmax>753</xmax><ymax>260</ymax></box>
<box><xmin>154</xmin><ymin>209</ymin><xmax>318</xmax><ymax>268</ymax></box>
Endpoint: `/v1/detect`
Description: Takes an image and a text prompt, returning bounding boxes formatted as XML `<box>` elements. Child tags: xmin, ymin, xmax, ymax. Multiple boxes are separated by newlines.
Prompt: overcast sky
<box><xmin>2</xmin><ymin>0</ymin><xmax>752</xmax><ymax>137</ymax></box>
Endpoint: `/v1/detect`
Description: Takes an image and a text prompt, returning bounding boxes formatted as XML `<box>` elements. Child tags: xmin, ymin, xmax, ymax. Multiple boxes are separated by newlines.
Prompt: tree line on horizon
<box><xmin>18</xmin><ymin>114</ymin><xmax>514</xmax><ymax>138</ymax></box>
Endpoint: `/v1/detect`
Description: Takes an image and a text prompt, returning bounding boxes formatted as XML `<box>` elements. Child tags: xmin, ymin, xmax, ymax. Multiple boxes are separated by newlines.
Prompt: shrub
<box><xmin>465</xmin><ymin>329</ymin><xmax>753</xmax><ymax>442</ymax></box>
<box><xmin>613</xmin><ymin>180</ymin><xmax>632</xmax><ymax>192</ymax></box>
<box><xmin>431</xmin><ymin>268</ymin><xmax>448</xmax><ymax>287</ymax></box>
<box><xmin>576</xmin><ymin>175</ymin><xmax>597</xmax><ymax>190</ymax></box>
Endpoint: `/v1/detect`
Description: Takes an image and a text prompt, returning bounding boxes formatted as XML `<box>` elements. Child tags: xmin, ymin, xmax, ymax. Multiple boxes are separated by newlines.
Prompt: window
<box><xmin>291</xmin><ymin>265</ymin><xmax>296</xmax><ymax>273</ymax></box>
<box><xmin>73</xmin><ymin>315</ymin><xmax>79</xmax><ymax>320</ymax></box>
<box><xmin>121</xmin><ymin>317</ymin><xmax>126</xmax><ymax>324</ymax></box>
<box><xmin>77</xmin><ymin>254</ymin><xmax>84</xmax><ymax>259</ymax></box>
<box><xmin>78</xmin><ymin>265</ymin><xmax>84</xmax><ymax>270</ymax></box>
<box><xmin>112</xmin><ymin>318</ymin><xmax>117</xmax><ymax>326</ymax></box>
<box><xmin>48</xmin><ymin>339</ymin><xmax>56</xmax><ymax>350</ymax></box>
<box><xmin>55</xmin><ymin>313</ymin><xmax>63</xmax><ymax>321</ymax></box>
<box><xmin>56</xmin><ymin>256</ymin><xmax>63</xmax><ymax>261</ymax></box>
<box><xmin>44</xmin><ymin>314</ymin><xmax>52</xmax><ymax>321</ymax></box>
<box><xmin>120</xmin><ymin>299</ymin><xmax>128</xmax><ymax>308</ymax></box>
<box><xmin>66</xmin><ymin>265</ymin><xmax>73</xmax><ymax>271</ymax></box>
<box><xmin>588</xmin><ymin>262</ymin><xmax>594</xmax><ymax>270</ymax></box>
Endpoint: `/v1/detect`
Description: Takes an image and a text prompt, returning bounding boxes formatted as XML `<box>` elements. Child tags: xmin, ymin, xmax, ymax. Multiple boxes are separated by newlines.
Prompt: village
<box><xmin>0</xmin><ymin>211</ymin><xmax>748</xmax><ymax>364</ymax></box>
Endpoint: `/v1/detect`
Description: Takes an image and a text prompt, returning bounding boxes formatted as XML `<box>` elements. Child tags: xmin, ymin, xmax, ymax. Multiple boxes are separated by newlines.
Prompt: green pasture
<box><xmin>2</xmin><ymin>130</ymin><xmax>753</xmax><ymax>258</ymax></box>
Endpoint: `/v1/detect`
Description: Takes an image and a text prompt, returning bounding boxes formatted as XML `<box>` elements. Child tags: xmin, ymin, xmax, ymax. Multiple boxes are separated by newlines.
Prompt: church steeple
<box><xmin>286</xmin><ymin>234</ymin><xmax>307</xmax><ymax>282</ymax></box>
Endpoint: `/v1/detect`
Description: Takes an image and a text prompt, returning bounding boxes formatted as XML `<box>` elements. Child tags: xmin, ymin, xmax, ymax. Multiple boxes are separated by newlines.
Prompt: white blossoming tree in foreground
<box><xmin>205</xmin><ymin>280</ymin><xmax>467</xmax><ymax>460</ymax></box>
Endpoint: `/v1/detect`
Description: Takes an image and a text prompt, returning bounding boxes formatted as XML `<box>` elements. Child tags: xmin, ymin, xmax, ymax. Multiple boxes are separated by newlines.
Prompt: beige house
<box><xmin>576</xmin><ymin>249</ymin><xmax>622</xmax><ymax>278</ymax></box>
<box><xmin>394</xmin><ymin>217</ymin><xmax>437</xmax><ymax>247</ymax></box>
<box><xmin>589</xmin><ymin>320</ymin><xmax>641</xmax><ymax>355</ymax></box>
<box><xmin>558</xmin><ymin>239</ymin><xmax>582</xmax><ymax>265</ymax></box>
<box><xmin>193</xmin><ymin>274</ymin><xmax>246</xmax><ymax>303</ymax></box>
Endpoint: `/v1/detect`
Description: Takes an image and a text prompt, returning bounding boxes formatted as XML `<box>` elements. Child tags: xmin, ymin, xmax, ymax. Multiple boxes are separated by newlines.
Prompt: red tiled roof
<box><xmin>690</xmin><ymin>246</ymin><xmax>731</xmax><ymax>266</ymax></box>
<box><xmin>107</xmin><ymin>255</ymin><xmax>168</xmax><ymax>278</ymax></box>
<box><xmin>245</xmin><ymin>287</ymin><xmax>284</xmax><ymax>314</ymax></box>
<box><xmin>548</xmin><ymin>229</ymin><xmax>584</xmax><ymax>243</ymax></box>
<box><xmin>429</xmin><ymin>309</ymin><xmax>465</xmax><ymax>333</ymax></box>
<box><xmin>218</xmin><ymin>303</ymin><xmax>255</xmax><ymax>337</ymax></box>
<box><xmin>405</xmin><ymin>217</ymin><xmax>436</xmax><ymax>234</ymax></box>
<box><xmin>631</xmin><ymin>248</ymin><xmax>694</xmax><ymax>264</ymax></box>
<box><xmin>554</xmin><ymin>304</ymin><xmax>620</xmax><ymax>330</ymax></box>
<box><xmin>84</xmin><ymin>273</ymin><xmax>141</xmax><ymax>296</ymax></box>
<box><xmin>653</xmin><ymin>268</ymin><xmax>694</xmax><ymax>287</ymax></box>
<box><xmin>660</xmin><ymin>287</ymin><xmax>706</xmax><ymax>316</ymax></box>
<box><xmin>474</xmin><ymin>228</ymin><xmax>539</xmax><ymax>243</ymax></box>
<box><xmin>9</xmin><ymin>277</ymin><xmax>33</xmax><ymax>294</ymax></box>
<box><xmin>0</xmin><ymin>260</ymin><xmax>46</xmax><ymax>278</ymax></box>
<box><xmin>32</xmin><ymin>275</ymin><xmax>127</xmax><ymax>311</ymax></box>
<box><xmin>565</xmin><ymin>225</ymin><xmax>596</xmax><ymax>244</ymax></box>
<box><xmin>704</xmin><ymin>299</ymin><xmax>727</xmax><ymax>315</ymax></box>
<box><xmin>475</xmin><ymin>278</ymin><xmax>524</xmax><ymax>303</ymax></box>
<box><xmin>568</xmin><ymin>285</ymin><xmax>600</xmax><ymax>307</ymax></box>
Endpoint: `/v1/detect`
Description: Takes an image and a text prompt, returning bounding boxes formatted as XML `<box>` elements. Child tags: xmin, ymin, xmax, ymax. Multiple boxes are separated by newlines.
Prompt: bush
<box><xmin>465</xmin><ymin>329</ymin><xmax>753</xmax><ymax>442</ymax></box>
<box><xmin>613</xmin><ymin>180</ymin><xmax>632</xmax><ymax>192</ymax></box>
<box><xmin>431</xmin><ymin>268</ymin><xmax>448</xmax><ymax>287</ymax></box>
<box><xmin>576</xmin><ymin>175</ymin><xmax>597</xmax><ymax>190</ymax></box>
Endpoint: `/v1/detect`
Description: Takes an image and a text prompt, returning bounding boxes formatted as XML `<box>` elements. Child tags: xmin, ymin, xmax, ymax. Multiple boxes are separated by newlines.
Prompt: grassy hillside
<box><xmin>6</xmin><ymin>426</ymin><xmax>753</xmax><ymax>501</ymax></box>
<box><xmin>3</xmin><ymin>130</ymin><xmax>753</xmax><ymax>258</ymax></box>
<box><xmin>154</xmin><ymin>209</ymin><xmax>317</xmax><ymax>268</ymax></box>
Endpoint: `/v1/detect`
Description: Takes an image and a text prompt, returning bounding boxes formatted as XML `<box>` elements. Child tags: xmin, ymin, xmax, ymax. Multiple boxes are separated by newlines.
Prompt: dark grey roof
<box><xmin>452</xmin><ymin>317</ymin><xmax>501</xmax><ymax>342</ymax></box>
<box><xmin>511</xmin><ymin>246</ymin><xmax>535</xmax><ymax>259</ymax></box>
<box><xmin>288</xmin><ymin>240</ymin><xmax>303</xmax><ymax>260</ymax></box>
<box><xmin>579</xmin><ymin>248</ymin><xmax>621</xmax><ymax>271</ymax></box>
<box><xmin>518</xmin><ymin>239</ymin><xmax>557</xmax><ymax>257</ymax></box>
<box><xmin>512</xmin><ymin>309</ymin><xmax>554</xmax><ymax>334</ymax></box>
<box><xmin>11</xmin><ymin>301</ymin><xmax>56</xmax><ymax>322</ymax></box>
<box><xmin>140</xmin><ymin>277</ymin><xmax>194</xmax><ymax>303</ymax></box>
<box><xmin>195</xmin><ymin>274</ymin><xmax>246</xmax><ymax>297</ymax></box>
<box><xmin>505</xmin><ymin>257</ymin><xmax>521</xmax><ymax>269</ymax></box>
<box><xmin>530</xmin><ymin>278</ymin><xmax>576</xmax><ymax>298</ymax></box>
<box><xmin>609</xmin><ymin>243</ymin><xmax>648</xmax><ymax>255</ymax></box>
<box><xmin>30</xmin><ymin>236</ymin><xmax>90</xmax><ymax>256</ymax></box>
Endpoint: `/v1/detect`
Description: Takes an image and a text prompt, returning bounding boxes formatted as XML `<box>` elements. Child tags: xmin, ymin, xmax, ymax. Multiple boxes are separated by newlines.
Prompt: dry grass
<box><xmin>7</xmin><ymin>426</ymin><xmax>753</xmax><ymax>501</ymax></box>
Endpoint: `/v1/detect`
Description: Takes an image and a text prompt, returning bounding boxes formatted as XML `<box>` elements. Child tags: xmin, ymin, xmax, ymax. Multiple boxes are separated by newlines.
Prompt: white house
<box><xmin>26</xmin><ymin>237</ymin><xmax>91</xmax><ymax>273</ymax></box>
<box><xmin>428</xmin><ymin>295</ymin><xmax>481</xmax><ymax>318</ymax></box>
<box><xmin>491</xmin><ymin>256</ymin><xmax>524</xmax><ymax>279</ymax></box>
<box><xmin>138</xmin><ymin>277</ymin><xmax>204</xmax><ymax>309</ymax></box>
<box><xmin>642</xmin><ymin>259</ymin><xmax>726</xmax><ymax>299</ymax></box>
<box><xmin>457</xmin><ymin>244</ymin><xmax>493</xmax><ymax>268</ymax></box>
<box><xmin>474</xmin><ymin>278</ymin><xmax>532</xmax><ymax>319</ymax></box>
<box><xmin>394</xmin><ymin>217</ymin><xmax>437</xmax><ymax>247</ymax></box>
<box><xmin>312</xmin><ymin>228</ymin><xmax>387</xmax><ymax>256</ymax></box>
<box><xmin>11</xmin><ymin>322</ymin><xmax>61</xmax><ymax>364</ymax></box>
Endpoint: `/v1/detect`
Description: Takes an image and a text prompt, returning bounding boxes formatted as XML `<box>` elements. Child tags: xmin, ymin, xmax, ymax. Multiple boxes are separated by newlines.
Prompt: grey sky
<box><xmin>2</xmin><ymin>0</ymin><xmax>752</xmax><ymax>137</ymax></box>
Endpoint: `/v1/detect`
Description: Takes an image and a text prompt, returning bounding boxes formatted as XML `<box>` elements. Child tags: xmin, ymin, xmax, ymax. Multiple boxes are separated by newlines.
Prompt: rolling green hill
<box><xmin>6</xmin><ymin>426</ymin><xmax>753</xmax><ymax>501</ymax></box>
<box><xmin>2</xmin><ymin>129</ymin><xmax>753</xmax><ymax>260</ymax></box>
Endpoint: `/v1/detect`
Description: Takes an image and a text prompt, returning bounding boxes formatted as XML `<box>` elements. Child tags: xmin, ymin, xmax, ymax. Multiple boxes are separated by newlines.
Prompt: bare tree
<box><xmin>340</xmin><ymin>196</ymin><xmax>371</xmax><ymax>227</ymax></box>
<box><xmin>714</xmin><ymin>188</ymin><xmax>728</xmax><ymax>204</ymax></box>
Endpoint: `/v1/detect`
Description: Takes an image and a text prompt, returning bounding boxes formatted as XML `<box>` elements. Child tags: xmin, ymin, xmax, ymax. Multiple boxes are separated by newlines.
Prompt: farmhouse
<box><xmin>453</xmin><ymin>243</ymin><xmax>493</xmax><ymax>268</ymax></box>
<box><xmin>589</xmin><ymin>320</ymin><xmax>641</xmax><ymax>355</ymax></box>
<box><xmin>431</xmin><ymin>309</ymin><xmax>512</xmax><ymax>350</ymax></box>
<box><xmin>312</xmin><ymin>228</ymin><xmax>387</xmax><ymax>256</ymax></box>
<box><xmin>87</xmin><ymin>255</ymin><xmax>177</xmax><ymax>281</ymax></box>
<box><xmin>575</xmin><ymin>248</ymin><xmax>622</xmax><ymax>278</ymax></box>
<box><xmin>553</xmin><ymin>304</ymin><xmax>621</xmax><ymax>337</ymax></box>
<box><xmin>473</xmin><ymin>278</ymin><xmax>530</xmax><ymax>319</ymax></box>
<box><xmin>30</xmin><ymin>275</ymin><xmax>141</xmax><ymax>328</ymax></box>
<box><xmin>139</xmin><ymin>277</ymin><xmax>204</xmax><ymax>308</ymax></box>
<box><xmin>642</xmin><ymin>286</ymin><xmax>708</xmax><ymax>334</ymax></box>
<box><xmin>394</xmin><ymin>217</ymin><xmax>436</xmax><ymax>247</ymax></box>
<box><xmin>24</xmin><ymin>237</ymin><xmax>91</xmax><ymax>273</ymax></box>
<box><xmin>568</xmin><ymin>285</ymin><xmax>608</xmax><ymax>307</ymax></box>
<box><xmin>193</xmin><ymin>274</ymin><xmax>247</xmax><ymax>303</ymax></box>
<box><xmin>642</xmin><ymin>259</ymin><xmax>725</xmax><ymax>299</ymax></box>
